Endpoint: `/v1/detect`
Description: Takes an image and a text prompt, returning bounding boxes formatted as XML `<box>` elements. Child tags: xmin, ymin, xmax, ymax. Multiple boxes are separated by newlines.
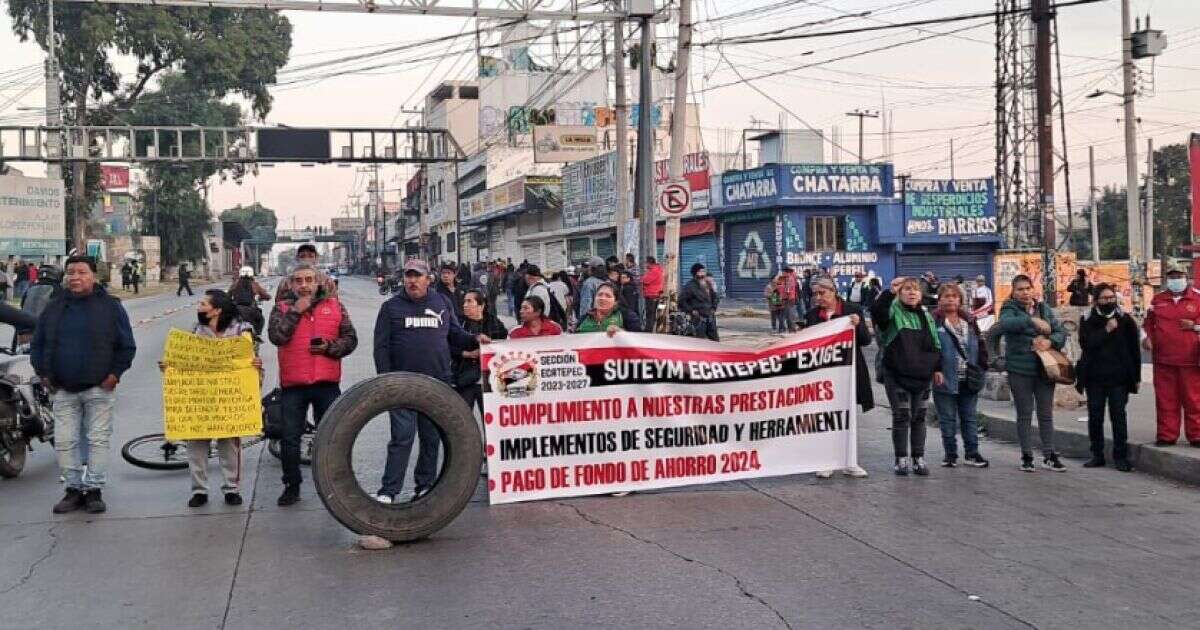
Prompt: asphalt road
<box><xmin>2</xmin><ymin>277</ymin><xmax>1198</xmax><ymax>629</ymax></box>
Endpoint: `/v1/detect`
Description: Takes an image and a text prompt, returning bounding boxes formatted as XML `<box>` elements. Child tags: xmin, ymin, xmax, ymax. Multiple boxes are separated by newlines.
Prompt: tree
<box><xmin>6</xmin><ymin>3</ymin><xmax>292</xmax><ymax>249</ymax></box>
<box><xmin>1150</xmin><ymin>143</ymin><xmax>1193</xmax><ymax>259</ymax></box>
<box><xmin>1094</xmin><ymin>185</ymin><xmax>1130</xmax><ymax>260</ymax></box>
<box><xmin>221</xmin><ymin>202</ymin><xmax>278</xmax><ymax>273</ymax></box>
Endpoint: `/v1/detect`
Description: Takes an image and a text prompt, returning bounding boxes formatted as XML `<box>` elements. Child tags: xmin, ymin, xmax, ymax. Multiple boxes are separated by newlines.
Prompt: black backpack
<box><xmin>545</xmin><ymin>287</ymin><xmax>568</xmax><ymax>327</ymax></box>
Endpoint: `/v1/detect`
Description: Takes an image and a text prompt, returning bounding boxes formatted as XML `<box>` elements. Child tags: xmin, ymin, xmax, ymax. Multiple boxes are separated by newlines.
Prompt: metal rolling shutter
<box><xmin>545</xmin><ymin>240</ymin><xmax>567</xmax><ymax>273</ymax></box>
<box><xmin>679</xmin><ymin>234</ymin><xmax>724</xmax><ymax>296</ymax></box>
<box><xmin>724</xmin><ymin>220</ymin><xmax>776</xmax><ymax>298</ymax></box>
<box><xmin>521</xmin><ymin>243</ymin><xmax>543</xmax><ymax>268</ymax></box>
<box><xmin>896</xmin><ymin>252</ymin><xmax>991</xmax><ymax>286</ymax></box>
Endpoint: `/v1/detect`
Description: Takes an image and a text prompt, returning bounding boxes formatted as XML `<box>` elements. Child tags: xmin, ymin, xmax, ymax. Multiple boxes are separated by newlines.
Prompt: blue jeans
<box><xmin>379</xmin><ymin>409</ymin><xmax>440</xmax><ymax>496</ymax></box>
<box><xmin>53</xmin><ymin>386</ymin><xmax>115</xmax><ymax>490</ymax></box>
<box><xmin>933</xmin><ymin>390</ymin><xmax>980</xmax><ymax>459</ymax></box>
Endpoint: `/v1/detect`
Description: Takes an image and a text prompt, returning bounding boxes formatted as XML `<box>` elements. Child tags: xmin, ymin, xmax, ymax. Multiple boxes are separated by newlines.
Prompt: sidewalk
<box><xmin>969</xmin><ymin>375</ymin><xmax>1200</xmax><ymax>486</ymax></box>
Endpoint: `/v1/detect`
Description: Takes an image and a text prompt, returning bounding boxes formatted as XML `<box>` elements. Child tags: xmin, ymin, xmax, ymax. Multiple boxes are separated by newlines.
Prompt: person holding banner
<box><xmin>997</xmin><ymin>274</ymin><xmax>1068</xmax><ymax>472</ymax></box>
<box><xmin>932</xmin><ymin>284</ymin><xmax>990</xmax><ymax>469</ymax></box>
<box><xmin>509</xmin><ymin>296</ymin><xmax>563</xmax><ymax>339</ymax></box>
<box><xmin>164</xmin><ymin>290</ymin><xmax>263</xmax><ymax>507</ymax></box>
<box><xmin>804</xmin><ymin>276</ymin><xmax>872</xmax><ymax>479</ymax></box>
<box><xmin>871</xmin><ymin>276</ymin><xmax>944</xmax><ymax>477</ymax></box>
<box><xmin>679</xmin><ymin>263</ymin><xmax>720</xmax><ymax>341</ymax></box>
<box><xmin>455</xmin><ymin>290</ymin><xmax>509</xmax><ymax>417</ymax></box>
<box><xmin>269</xmin><ymin>263</ymin><xmax>359</xmax><ymax>506</ymax></box>
<box><xmin>577</xmin><ymin>283</ymin><xmax>642</xmax><ymax>335</ymax></box>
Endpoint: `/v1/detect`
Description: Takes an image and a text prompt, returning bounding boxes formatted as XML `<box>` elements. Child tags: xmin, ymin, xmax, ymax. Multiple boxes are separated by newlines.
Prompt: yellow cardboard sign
<box><xmin>162</xmin><ymin>328</ymin><xmax>262</xmax><ymax>441</ymax></box>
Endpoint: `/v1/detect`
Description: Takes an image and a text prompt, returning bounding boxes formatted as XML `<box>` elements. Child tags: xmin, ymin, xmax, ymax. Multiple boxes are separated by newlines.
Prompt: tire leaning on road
<box><xmin>312</xmin><ymin>372</ymin><xmax>482</xmax><ymax>542</ymax></box>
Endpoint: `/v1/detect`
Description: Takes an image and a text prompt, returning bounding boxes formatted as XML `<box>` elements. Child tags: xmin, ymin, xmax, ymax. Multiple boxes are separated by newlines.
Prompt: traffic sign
<box><xmin>658</xmin><ymin>180</ymin><xmax>692</xmax><ymax>216</ymax></box>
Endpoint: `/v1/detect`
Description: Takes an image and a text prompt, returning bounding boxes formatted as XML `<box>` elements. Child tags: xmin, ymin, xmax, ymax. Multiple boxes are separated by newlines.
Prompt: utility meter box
<box><xmin>626</xmin><ymin>0</ymin><xmax>656</xmax><ymax>17</ymax></box>
<box><xmin>1132</xmin><ymin>28</ymin><xmax>1167</xmax><ymax>59</ymax></box>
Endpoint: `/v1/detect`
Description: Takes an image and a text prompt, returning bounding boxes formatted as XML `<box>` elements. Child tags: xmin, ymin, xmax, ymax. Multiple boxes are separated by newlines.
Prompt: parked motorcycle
<box><xmin>0</xmin><ymin>345</ymin><xmax>57</xmax><ymax>478</ymax></box>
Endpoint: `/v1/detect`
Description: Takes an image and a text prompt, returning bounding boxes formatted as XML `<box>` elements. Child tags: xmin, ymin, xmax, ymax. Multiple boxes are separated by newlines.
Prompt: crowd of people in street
<box><xmin>14</xmin><ymin>243</ymin><xmax>1200</xmax><ymax>515</ymax></box>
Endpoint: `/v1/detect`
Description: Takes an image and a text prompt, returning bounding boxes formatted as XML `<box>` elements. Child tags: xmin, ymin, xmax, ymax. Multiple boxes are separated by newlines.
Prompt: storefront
<box><xmin>656</xmin><ymin>218</ymin><xmax>724</xmax><ymax>295</ymax></box>
<box><xmin>459</xmin><ymin>175</ymin><xmax>562</xmax><ymax>266</ymax></box>
<box><xmin>713</xmin><ymin>163</ymin><xmax>897</xmax><ymax>299</ymax></box>
<box><xmin>879</xmin><ymin>178</ymin><xmax>1001</xmax><ymax>287</ymax></box>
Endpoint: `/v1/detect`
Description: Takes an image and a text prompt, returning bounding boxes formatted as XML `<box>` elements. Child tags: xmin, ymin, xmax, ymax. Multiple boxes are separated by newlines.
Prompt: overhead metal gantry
<box><xmin>52</xmin><ymin>0</ymin><xmax>645</xmax><ymax>20</ymax></box>
<box><xmin>0</xmin><ymin>125</ymin><xmax>465</xmax><ymax>164</ymax></box>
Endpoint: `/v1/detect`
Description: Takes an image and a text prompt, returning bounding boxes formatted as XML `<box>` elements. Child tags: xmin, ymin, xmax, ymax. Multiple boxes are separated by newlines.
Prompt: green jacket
<box><xmin>997</xmin><ymin>297</ymin><xmax>1066</xmax><ymax>376</ymax></box>
<box><xmin>577</xmin><ymin>309</ymin><xmax>624</xmax><ymax>333</ymax></box>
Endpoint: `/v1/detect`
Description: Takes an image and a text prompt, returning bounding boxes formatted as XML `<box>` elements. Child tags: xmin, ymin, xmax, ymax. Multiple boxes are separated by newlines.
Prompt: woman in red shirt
<box><xmin>509</xmin><ymin>296</ymin><xmax>563</xmax><ymax>339</ymax></box>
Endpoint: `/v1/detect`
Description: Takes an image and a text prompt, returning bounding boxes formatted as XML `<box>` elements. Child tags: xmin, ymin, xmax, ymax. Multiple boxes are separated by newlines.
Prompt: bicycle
<box><xmin>122</xmin><ymin>388</ymin><xmax>316</xmax><ymax>470</ymax></box>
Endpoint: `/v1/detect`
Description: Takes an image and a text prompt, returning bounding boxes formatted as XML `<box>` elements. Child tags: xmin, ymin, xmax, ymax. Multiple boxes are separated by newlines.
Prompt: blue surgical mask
<box><xmin>1167</xmin><ymin>278</ymin><xmax>1188</xmax><ymax>293</ymax></box>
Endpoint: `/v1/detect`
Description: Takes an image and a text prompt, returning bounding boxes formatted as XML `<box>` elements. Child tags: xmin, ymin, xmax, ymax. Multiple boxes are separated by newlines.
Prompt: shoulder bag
<box><xmin>942</xmin><ymin>321</ymin><xmax>985</xmax><ymax>394</ymax></box>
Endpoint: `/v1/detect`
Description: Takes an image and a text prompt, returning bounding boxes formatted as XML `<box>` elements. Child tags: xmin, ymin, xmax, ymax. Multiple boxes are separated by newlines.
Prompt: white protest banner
<box><xmin>480</xmin><ymin>319</ymin><xmax>857</xmax><ymax>504</ymax></box>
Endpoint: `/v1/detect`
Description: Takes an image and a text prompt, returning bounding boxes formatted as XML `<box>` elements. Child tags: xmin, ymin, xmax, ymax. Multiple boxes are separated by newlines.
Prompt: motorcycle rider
<box><xmin>229</xmin><ymin>266</ymin><xmax>271</xmax><ymax>336</ymax></box>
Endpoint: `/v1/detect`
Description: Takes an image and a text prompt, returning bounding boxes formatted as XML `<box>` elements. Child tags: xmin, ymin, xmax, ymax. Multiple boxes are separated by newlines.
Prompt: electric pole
<box><xmin>1033</xmin><ymin>0</ymin><xmax>1057</xmax><ymax>306</ymax></box>
<box><xmin>45</xmin><ymin>0</ymin><xmax>61</xmax><ymax>182</ymax></box>
<box><xmin>1089</xmin><ymin>146</ymin><xmax>1099</xmax><ymax>263</ymax></box>
<box><xmin>1120</xmin><ymin>0</ymin><xmax>1143</xmax><ymax>311</ymax></box>
<box><xmin>633</xmin><ymin>9</ymin><xmax>655</xmax><ymax>271</ymax></box>
<box><xmin>663</xmin><ymin>0</ymin><xmax>692</xmax><ymax>330</ymax></box>
<box><xmin>845</xmin><ymin>109</ymin><xmax>878</xmax><ymax>164</ymax></box>
<box><xmin>612</xmin><ymin>17</ymin><xmax>631</xmax><ymax>257</ymax></box>
<box><xmin>1145</xmin><ymin>137</ymin><xmax>1154</xmax><ymax>265</ymax></box>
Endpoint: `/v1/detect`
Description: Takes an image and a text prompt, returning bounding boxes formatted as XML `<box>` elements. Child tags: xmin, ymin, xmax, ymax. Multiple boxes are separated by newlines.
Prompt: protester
<box><xmin>865</xmin><ymin>277</ymin><xmax>882</xmax><ymax>315</ymax></box>
<box><xmin>1076</xmin><ymin>284</ymin><xmax>1139</xmax><ymax>471</ymax></box>
<box><xmin>679</xmin><ymin>263</ymin><xmax>719</xmax><ymax>341</ymax></box>
<box><xmin>372</xmin><ymin>259</ymin><xmax>484</xmax><ymax>504</ymax></box>
<box><xmin>549</xmin><ymin>271</ymin><xmax>573</xmax><ymax>321</ymax></box>
<box><xmin>932</xmin><ymin>284</ymin><xmax>990</xmax><ymax>468</ymax></box>
<box><xmin>268</xmin><ymin>263</ymin><xmax>358</xmax><ymax>506</ymax></box>
<box><xmin>577</xmin><ymin>256</ymin><xmax>607</xmax><ymax>320</ymax></box>
<box><xmin>845</xmin><ymin>272</ymin><xmax>876</xmax><ymax>313</ymax></box>
<box><xmin>168</xmin><ymin>290</ymin><xmax>263</xmax><ymax>507</ymax></box>
<box><xmin>509</xmin><ymin>296</ymin><xmax>563</xmax><ymax>338</ymax></box>
<box><xmin>274</xmin><ymin>243</ymin><xmax>337</xmax><ymax>301</ymax></box>
<box><xmin>617</xmin><ymin>270</ymin><xmax>642</xmax><ymax>319</ymax></box>
<box><xmin>920</xmin><ymin>272</ymin><xmax>941</xmax><ymax>308</ymax></box>
<box><xmin>578</xmin><ymin>283</ymin><xmax>642</xmax><ymax>334</ymax></box>
<box><xmin>804</xmin><ymin>276</ymin><xmax>872</xmax><ymax>479</ymax></box>
<box><xmin>119</xmin><ymin>260</ymin><xmax>132</xmax><ymax>293</ymax></box>
<box><xmin>1142</xmin><ymin>261</ymin><xmax>1200</xmax><ymax>447</ymax></box>
<box><xmin>971</xmin><ymin>275</ymin><xmax>994</xmax><ymax>322</ymax></box>
<box><xmin>32</xmin><ymin>255</ymin><xmax>137</xmax><ymax>514</ymax></box>
<box><xmin>1067</xmin><ymin>269</ymin><xmax>1092</xmax><ymax>307</ymax></box>
<box><xmin>454</xmin><ymin>290</ymin><xmax>508</xmax><ymax>418</ymax></box>
<box><xmin>997</xmin><ymin>274</ymin><xmax>1068</xmax><ymax>472</ymax></box>
<box><xmin>436</xmin><ymin>262</ymin><xmax>467</xmax><ymax>320</ymax></box>
<box><xmin>624</xmin><ymin>253</ymin><xmax>639</xmax><ymax>279</ymax></box>
<box><xmin>642</xmin><ymin>256</ymin><xmax>664</xmax><ymax>330</ymax></box>
<box><xmin>777</xmin><ymin>267</ymin><xmax>799</xmax><ymax>332</ymax></box>
<box><xmin>129</xmin><ymin>260</ymin><xmax>141</xmax><ymax>294</ymax></box>
<box><xmin>177</xmin><ymin>263</ymin><xmax>194</xmax><ymax>297</ymax></box>
<box><xmin>229</xmin><ymin>267</ymin><xmax>271</xmax><ymax>336</ymax></box>
<box><xmin>800</xmin><ymin>269</ymin><xmax>814</xmax><ymax>314</ymax></box>
<box><xmin>765</xmin><ymin>275</ymin><xmax>786</xmax><ymax>333</ymax></box>
<box><xmin>871</xmin><ymin>276</ymin><xmax>943</xmax><ymax>476</ymax></box>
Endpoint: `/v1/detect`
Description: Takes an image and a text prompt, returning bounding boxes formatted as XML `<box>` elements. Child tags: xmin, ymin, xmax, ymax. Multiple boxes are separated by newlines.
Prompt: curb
<box><xmin>970</xmin><ymin>409</ymin><xmax>1200</xmax><ymax>486</ymax></box>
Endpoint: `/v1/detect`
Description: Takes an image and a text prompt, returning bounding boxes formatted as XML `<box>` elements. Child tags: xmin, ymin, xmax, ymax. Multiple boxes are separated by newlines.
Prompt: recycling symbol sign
<box><xmin>736</xmin><ymin>230</ymin><xmax>772</xmax><ymax>280</ymax></box>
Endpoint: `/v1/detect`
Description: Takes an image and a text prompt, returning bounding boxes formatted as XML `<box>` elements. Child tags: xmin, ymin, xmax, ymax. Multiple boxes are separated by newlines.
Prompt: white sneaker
<box><xmin>842</xmin><ymin>466</ymin><xmax>869</xmax><ymax>478</ymax></box>
<box><xmin>372</xmin><ymin>492</ymin><xmax>395</xmax><ymax>504</ymax></box>
<box><xmin>815</xmin><ymin>470</ymin><xmax>834</xmax><ymax>479</ymax></box>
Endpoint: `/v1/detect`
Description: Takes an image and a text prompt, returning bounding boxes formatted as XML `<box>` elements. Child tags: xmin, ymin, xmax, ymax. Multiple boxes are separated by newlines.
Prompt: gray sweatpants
<box><xmin>185</xmin><ymin>438</ymin><xmax>242</xmax><ymax>496</ymax></box>
<box><xmin>1008</xmin><ymin>372</ymin><xmax>1056</xmax><ymax>457</ymax></box>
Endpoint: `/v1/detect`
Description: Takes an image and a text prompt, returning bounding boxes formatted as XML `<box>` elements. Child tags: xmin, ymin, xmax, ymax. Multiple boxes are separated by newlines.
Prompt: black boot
<box><xmin>53</xmin><ymin>488</ymin><xmax>85</xmax><ymax>514</ymax></box>
<box><xmin>83</xmin><ymin>490</ymin><xmax>106</xmax><ymax>514</ymax></box>
<box><xmin>277</xmin><ymin>484</ymin><xmax>300</xmax><ymax>506</ymax></box>
<box><xmin>1082</xmin><ymin>456</ymin><xmax>1106</xmax><ymax>468</ymax></box>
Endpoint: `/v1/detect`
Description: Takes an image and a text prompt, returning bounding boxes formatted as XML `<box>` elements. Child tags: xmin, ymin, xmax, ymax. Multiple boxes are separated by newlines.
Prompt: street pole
<box><xmin>1089</xmin><ymin>145</ymin><xmax>1100</xmax><ymax>263</ymax></box>
<box><xmin>845</xmin><ymin>109</ymin><xmax>879</xmax><ymax>164</ymax></box>
<box><xmin>1145</xmin><ymin>137</ymin><xmax>1154</xmax><ymax>266</ymax></box>
<box><xmin>1033</xmin><ymin>0</ymin><xmax>1057</xmax><ymax>306</ymax></box>
<box><xmin>663</xmin><ymin>0</ymin><xmax>691</xmax><ymax>331</ymax></box>
<box><xmin>1121</xmin><ymin>0</ymin><xmax>1144</xmax><ymax>311</ymax></box>
<box><xmin>612</xmin><ymin>18</ymin><xmax>631</xmax><ymax>257</ymax></box>
<box><xmin>45</xmin><ymin>0</ymin><xmax>61</xmax><ymax>182</ymax></box>
<box><xmin>635</xmin><ymin>17</ymin><xmax>655</xmax><ymax>272</ymax></box>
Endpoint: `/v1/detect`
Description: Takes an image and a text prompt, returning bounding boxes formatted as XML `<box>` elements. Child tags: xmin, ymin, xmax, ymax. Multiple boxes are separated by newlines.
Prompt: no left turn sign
<box><xmin>658</xmin><ymin>181</ymin><xmax>692</xmax><ymax>216</ymax></box>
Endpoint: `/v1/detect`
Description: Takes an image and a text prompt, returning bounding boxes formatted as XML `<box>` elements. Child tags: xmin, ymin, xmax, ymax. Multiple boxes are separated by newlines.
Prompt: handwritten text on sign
<box><xmin>162</xmin><ymin>329</ymin><xmax>262</xmax><ymax>441</ymax></box>
<box><xmin>480</xmin><ymin>319</ymin><xmax>858</xmax><ymax>504</ymax></box>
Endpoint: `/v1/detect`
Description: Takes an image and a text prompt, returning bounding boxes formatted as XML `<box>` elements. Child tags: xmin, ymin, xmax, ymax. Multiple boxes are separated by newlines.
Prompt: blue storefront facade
<box><xmin>713</xmin><ymin>163</ymin><xmax>898</xmax><ymax>299</ymax></box>
<box><xmin>711</xmin><ymin>166</ymin><xmax>1002</xmax><ymax>299</ymax></box>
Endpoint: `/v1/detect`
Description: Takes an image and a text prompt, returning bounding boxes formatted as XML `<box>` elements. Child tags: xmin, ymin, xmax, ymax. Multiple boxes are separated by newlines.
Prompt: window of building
<box><xmin>446</xmin><ymin>232</ymin><xmax>456</xmax><ymax>253</ymax></box>
<box><xmin>804</xmin><ymin>216</ymin><xmax>845</xmax><ymax>251</ymax></box>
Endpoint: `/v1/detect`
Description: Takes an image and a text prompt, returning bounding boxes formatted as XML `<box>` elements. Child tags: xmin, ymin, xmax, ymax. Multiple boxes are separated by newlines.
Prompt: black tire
<box><xmin>311</xmin><ymin>372</ymin><xmax>481</xmax><ymax>542</ymax></box>
<box><xmin>121</xmin><ymin>433</ymin><xmax>190</xmax><ymax>470</ymax></box>
<box><xmin>0</xmin><ymin>433</ymin><xmax>27</xmax><ymax>478</ymax></box>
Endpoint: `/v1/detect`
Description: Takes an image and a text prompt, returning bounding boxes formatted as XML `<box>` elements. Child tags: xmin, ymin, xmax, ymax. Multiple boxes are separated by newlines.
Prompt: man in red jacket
<box><xmin>268</xmin><ymin>263</ymin><xmax>358</xmax><ymax>506</ymax></box>
<box><xmin>641</xmin><ymin>256</ymin><xmax>664</xmax><ymax>332</ymax></box>
<box><xmin>1143</xmin><ymin>262</ymin><xmax>1200</xmax><ymax>446</ymax></box>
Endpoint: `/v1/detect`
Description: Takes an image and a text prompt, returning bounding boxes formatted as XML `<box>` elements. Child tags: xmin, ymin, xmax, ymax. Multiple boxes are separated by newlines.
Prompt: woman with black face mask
<box><xmin>161</xmin><ymin>290</ymin><xmax>264</xmax><ymax>508</ymax></box>
<box><xmin>1075</xmin><ymin>284</ymin><xmax>1141</xmax><ymax>472</ymax></box>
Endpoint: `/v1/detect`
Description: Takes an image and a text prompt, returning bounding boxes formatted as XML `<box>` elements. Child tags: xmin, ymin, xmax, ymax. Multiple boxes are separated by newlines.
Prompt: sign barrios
<box><xmin>903</xmin><ymin>178</ymin><xmax>997</xmax><ymax>237</ymax></box>
<box><xmin>480</xmin><ymin>319</ymin><xmax>858</xmax><ymax>504</ymax></box>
